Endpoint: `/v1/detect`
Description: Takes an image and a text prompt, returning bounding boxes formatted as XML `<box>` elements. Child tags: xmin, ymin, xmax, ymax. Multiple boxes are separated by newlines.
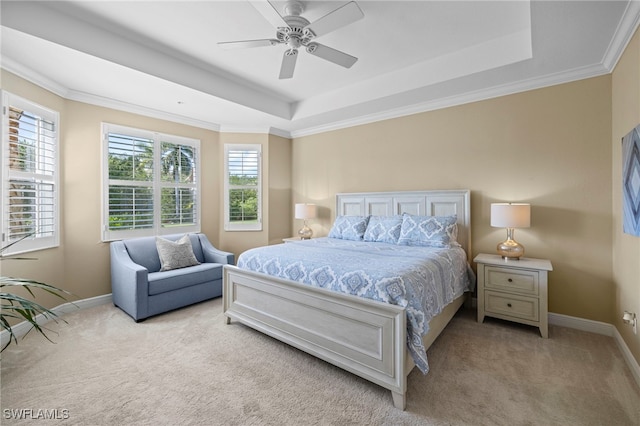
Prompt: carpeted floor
<box><xmin>1</xmin><ymin>298</ymin><xmax>639</xmax><ymax>426</ymax></box>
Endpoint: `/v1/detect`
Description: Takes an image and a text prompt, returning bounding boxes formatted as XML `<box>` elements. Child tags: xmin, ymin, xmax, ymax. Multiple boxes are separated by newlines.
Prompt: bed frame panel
<box><xmin>223</xmin><ymin>190</ymin><xmax>471</xmax><ymax>410</ymax></box>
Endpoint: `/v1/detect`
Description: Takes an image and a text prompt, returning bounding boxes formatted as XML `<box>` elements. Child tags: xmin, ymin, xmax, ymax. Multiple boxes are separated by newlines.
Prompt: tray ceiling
<box><xmin>1</xmin><ymin>1</ymin><xmax>638</xmax><ymax>137</ymax></box>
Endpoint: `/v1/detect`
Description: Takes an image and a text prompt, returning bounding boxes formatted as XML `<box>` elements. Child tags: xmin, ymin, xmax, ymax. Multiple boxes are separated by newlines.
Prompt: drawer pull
<box><xmin>508</xmin><ymin>278</ymin><xmax>513</xmax><ymax>282</ymax></box>
<box><xmin>507</xmin><ymin>303</ymin><xmax>512</xmax><ymax>308</ymax></box>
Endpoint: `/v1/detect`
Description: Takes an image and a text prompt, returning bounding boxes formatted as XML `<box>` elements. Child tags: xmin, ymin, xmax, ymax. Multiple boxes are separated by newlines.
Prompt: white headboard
<box><xmin>336</xmin><ymin>190</ymin><xmax>471</xmax><ymax>257</ymax></box>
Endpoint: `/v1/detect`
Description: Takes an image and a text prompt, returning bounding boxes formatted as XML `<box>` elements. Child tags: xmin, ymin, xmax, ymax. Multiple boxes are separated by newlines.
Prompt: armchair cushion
<box><xmin>148</xmin><ymin>263</ymin><xmax>222</xmax><ymax>295</ymax></box>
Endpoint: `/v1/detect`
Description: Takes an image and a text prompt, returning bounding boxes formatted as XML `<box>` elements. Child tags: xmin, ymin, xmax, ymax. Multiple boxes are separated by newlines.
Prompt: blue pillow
<box><xmin>363</xmin><ymin>215</ymin><xmax>403</xmax><ymax>244</ymax></box>
<box><xmin>397</xmin><ymin>214</ymin><xmax>458</xmax><ymax>247</ymax></box>
<box><xmin>328</xmin><ymin>216</ymin><xmax>370</xmax><ymax>241</ymax></box>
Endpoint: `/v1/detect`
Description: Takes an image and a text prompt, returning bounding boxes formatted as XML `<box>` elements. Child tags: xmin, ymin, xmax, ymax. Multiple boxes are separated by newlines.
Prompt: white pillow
<box><xmin>156</xmin><ymin>234</ymin><xmax>200</xmax><ymax>271</ymax></box>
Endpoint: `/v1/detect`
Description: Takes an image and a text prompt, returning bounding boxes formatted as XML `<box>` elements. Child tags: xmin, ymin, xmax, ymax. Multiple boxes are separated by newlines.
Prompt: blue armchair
<box><xmin>110</xmin><ymin>233</ymin><xmax>234</xmax><ymax>321</ymax></box>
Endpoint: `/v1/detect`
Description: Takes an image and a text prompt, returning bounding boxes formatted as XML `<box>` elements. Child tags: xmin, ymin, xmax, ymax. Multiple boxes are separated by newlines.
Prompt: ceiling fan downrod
<box><xmin>283</xmin><ymin>0</ymin><xmax>304</xmax><ymax>17</ymax></box>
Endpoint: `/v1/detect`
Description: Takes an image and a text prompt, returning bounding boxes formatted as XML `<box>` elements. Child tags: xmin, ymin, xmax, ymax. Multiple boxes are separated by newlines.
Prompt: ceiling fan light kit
<box><xmin>219</xmin><ymin>0</ymin><xmax>364</xmax><ymax>79</ymax></box>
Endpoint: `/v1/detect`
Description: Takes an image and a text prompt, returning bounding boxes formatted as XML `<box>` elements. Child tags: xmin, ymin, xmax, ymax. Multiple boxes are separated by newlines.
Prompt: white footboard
<box><xmin>223</xmin><ymin>265</ymin><xmax>408</xmax><ymax>409</ymax></box>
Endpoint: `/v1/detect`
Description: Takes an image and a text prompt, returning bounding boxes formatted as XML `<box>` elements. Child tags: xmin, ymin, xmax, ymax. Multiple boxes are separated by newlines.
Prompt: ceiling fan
<box><xmin>218</xmin><ymin>0</ymin><xmax>364</xmax><ymax>79</ymax></box>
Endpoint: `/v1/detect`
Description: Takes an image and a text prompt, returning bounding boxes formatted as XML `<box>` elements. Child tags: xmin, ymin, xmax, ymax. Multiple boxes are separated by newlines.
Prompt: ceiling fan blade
<box><xmin>304</xmin><ymin>1</ymin><xmax>364</xmax><ymax>38</ymax></box>
<box><xmin>279</xmin><ymin>49</ymin><xmax>298</xmax><ymax>79</ymax></box>
<box><xmin>306</xmin><ymin>43</ymin><xmax>357</xmax><ymax>68</ymax></box>
<box><xmin>249</xmin><ymin>0</ymin><xmax>289</xmax><ymax>29</ymax></box>
<box><xmin>218</xmin><ymin>39</ymin><xmax>279</xmax><ymax>50</ymax></box>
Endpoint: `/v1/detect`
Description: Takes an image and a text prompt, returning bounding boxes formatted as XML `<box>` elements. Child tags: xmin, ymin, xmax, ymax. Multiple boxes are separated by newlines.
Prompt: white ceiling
<box><xmin>2</xmin><ymin>1</ymin><xmax>639</xmax><ymax>138</ymax></box>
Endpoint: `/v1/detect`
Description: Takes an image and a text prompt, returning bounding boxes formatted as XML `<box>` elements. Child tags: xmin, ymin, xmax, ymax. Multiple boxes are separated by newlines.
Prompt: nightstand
<box><xmin>475</xmin><ymin>253</ymin><xmax>553</xmax><ymax>338</ymax></box>
<box><xmin>282</xmin><ymin>237</ymin><xmax>303</xmax><ymax>243</ymax></box>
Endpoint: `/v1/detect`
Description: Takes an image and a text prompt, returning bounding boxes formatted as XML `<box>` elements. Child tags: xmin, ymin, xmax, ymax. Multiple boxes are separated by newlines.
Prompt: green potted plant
<box><xmin>1</xmin><ymin>235</ymin><xmax>73</xmax><ymax>351</ymax></box>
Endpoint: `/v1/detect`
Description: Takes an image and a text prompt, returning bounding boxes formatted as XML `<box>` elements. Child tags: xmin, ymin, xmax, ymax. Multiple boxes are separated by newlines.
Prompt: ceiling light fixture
<box><xmin>218</xmin><ymin>1</ymin><xmax>364</xmax><ymax>79</ymax></box>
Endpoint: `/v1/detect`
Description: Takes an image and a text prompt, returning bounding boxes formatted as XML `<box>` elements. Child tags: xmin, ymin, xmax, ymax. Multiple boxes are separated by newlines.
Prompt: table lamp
<box><xmin>295</xmin><ymin>203</ymin><xmax>316</xmax><ymax>239</ymax></box>
<box><xmin>491</xmin><ymin>203</ymin><xmax>531</xmax><ymax>260</ymax></box>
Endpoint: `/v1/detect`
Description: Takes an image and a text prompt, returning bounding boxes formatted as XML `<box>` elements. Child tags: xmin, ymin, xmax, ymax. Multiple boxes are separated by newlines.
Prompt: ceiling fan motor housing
<box><xmin>277</xmin><ymin>15</ymin><xmax>313</xmax><ymax>50</ymax></box>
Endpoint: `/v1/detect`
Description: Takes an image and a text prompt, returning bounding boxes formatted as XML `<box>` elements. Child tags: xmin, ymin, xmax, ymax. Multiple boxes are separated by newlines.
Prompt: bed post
<box><xmin>392</xmin><ymin>391</ymin><xmax>406</xmax><ymax>410</ymax></box>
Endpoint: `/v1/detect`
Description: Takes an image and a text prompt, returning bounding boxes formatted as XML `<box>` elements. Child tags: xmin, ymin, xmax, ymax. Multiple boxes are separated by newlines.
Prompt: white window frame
<box><xmin>1</xmin><ymin>91</ymin><xmax>60</xmax><ymax>255</ymax></box>
<box><xmin>224</xmin><ymin>144</ymin><xmax>262</xmax><ymax>231</ymax></box>
<box><xmin>101</xmin><ymin>123</ymin><xmax>201</xmax><ymax>241</ymax></box>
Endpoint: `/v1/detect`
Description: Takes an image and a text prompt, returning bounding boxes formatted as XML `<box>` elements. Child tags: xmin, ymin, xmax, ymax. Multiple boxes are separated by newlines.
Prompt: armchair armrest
<box><xmin>197</xmin><ymin>234</ymin><xmax>235</xmax><ymax>265</ymax></box>
<box><xmin>110</xmin><ymin>240</ymin><xmax>150</xmax><ymax>321</ymax></box>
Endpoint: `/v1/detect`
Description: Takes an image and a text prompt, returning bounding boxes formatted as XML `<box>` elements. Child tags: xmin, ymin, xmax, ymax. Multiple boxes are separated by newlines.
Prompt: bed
<box><xmin>222</xmin><ymin>190</ymin><xmax>474</xmax><ymax>410</ymax></box>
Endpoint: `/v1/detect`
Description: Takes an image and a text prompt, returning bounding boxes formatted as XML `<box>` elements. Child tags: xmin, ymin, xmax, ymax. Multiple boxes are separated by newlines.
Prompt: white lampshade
<box><xmin>491</xmin><ymin>203</ymin><xmax>531</xmax><ymax>228</ymax></box>
<box><xmin>295</xmin><ymin>203</ymin><xmax>317</xmax><ymax>220</ymax></box>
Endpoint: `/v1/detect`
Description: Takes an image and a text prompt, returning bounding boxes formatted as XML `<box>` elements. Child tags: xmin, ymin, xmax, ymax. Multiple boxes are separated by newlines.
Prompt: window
<box><xmin>224</xmin><ymin>144</ymin><xmax>261</xmax><ymax>231</ymax></box>
<box><xmin>102</xmin><ymin>123</ymin><xmax>200</xmax><ymax>241</ymax></box>
<box><xmin>1</xmin><ymin>92</ymin><xmax>59</xmax><ymax>255</ymax></box>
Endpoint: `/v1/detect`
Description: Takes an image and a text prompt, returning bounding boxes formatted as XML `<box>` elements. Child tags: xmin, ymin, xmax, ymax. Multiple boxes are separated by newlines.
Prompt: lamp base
<box><xmin>298</xmin><ymin>224</ymin><xmax>313</xmax><ymax>240</ymax></box>
<box><xmin>496</xmin><ymin>238</ymin><xmax>524</xmax><ymax>260</ymax></box>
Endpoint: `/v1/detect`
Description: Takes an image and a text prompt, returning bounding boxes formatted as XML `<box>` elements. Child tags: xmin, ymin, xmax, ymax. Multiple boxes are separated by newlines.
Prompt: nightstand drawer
<box><xmin>484</xmin><ymin>291</ymin><xmax>539</xmax><ymax>322</ymax></box>
<box><xmin>485</xmin><ymin>267</ymin><xmax>539</xmax><ymax>296</ymax></box>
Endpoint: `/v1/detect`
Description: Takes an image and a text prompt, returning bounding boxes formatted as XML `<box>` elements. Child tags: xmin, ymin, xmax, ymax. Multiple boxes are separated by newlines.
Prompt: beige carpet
<box><xmin>1</xmin><ymin>298</ymin><xmax>639</xmax><ymax>426</ymax></box>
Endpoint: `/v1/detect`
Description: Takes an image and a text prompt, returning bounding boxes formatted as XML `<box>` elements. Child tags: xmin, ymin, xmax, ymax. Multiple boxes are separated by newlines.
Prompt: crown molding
<box><xmin>219</xmin><ymin>125</ymin><xmax>291</xmax><ymax>139</ymax></box>
<box><xmin>0</xmin><ymin>56</ymin><xmax>612</xmax><ymax>141</ymax></box>
<box><xmin>289</xmin><ymin>62</ymin><xmax>610</xmax><ymax>139</ymax></box>
<box><xmin>67</xmin><ymin>90</ymin><xmax>221</xmax><ymax>132</ymax></box>
<box><xmin>2</xmin><ymin>59</ymin><xmax>222</xmax><ymax>132</ymax></box>
<box><xmin>3</xmin><ymin>58</ymin><xmax>293</xmax><ymax>138</ymax></box>
<box><xmin>1</xmin><ymin>57</ymin><xmax>69</xmax><ymax>98</ymax></box>
<box><xmin>602</xmin><ymin>0</ymin><xmax>640</xmax><ymax>71</ymax></box>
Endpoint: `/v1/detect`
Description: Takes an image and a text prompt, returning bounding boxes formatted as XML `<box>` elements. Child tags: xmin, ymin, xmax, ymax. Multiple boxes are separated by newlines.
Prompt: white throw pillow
<box><xmin>156</xmin><ymin>234</ymin><xmax>200</xmax><ymax>271</ymax></box>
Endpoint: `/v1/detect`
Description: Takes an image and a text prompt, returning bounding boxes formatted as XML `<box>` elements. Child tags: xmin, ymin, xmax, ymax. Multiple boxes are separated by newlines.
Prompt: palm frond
<box><xmin>1</xmin><ymin>278</ymin><xmax>74</xmax><ymax>352</ymax></box>
<box><xmin>0</xmin><ymin>234</ymin><xmax>75</xmax><ymax>351</ymax></box>
<box><xmin>1</xmin><ymin>277</ymin><xmax>73</xmax><ymax>299</ymax></box>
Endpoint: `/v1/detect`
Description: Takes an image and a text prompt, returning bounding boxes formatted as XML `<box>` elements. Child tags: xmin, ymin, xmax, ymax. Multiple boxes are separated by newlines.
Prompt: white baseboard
<box><xmin>548</xmin><ymin>312</ymin><xmax>615</xmax><ymax>336</ymax></box>
<box><xmin>612</xmin><ymin>327</ymin><xmax>640</xmax><ymax>389</ymax></box>
<box><xmin>471</xmin><ymin>298</ymin><xmax>639</xmax><ymax>389</ymax></box>
<box><xmin>548</xmin><ymin>312</ymin><xmax>640</xmax><ymax>389</ymax></box>
<box><xmin>1</xmin><ymin>293</ymin><xmax>112</xmax><ymax>350</ymax></box>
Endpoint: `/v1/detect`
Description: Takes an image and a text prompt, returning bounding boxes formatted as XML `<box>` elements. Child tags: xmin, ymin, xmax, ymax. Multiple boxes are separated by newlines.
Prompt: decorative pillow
<box><xmin>363</xmin><ymin>215</ymin><xmax>403</xmax><ymax>244</ymax></box>
<box><xmin>156</xmin><ymin>234</ymin><xmax>200</xmax><ymax>271</ymax></box>
<box><xmin>397</xmin><ymin>214</ymin><xmax>458</xmax><ymax>248</ymax></box>
<box><xmin>328</xmin><ymin>216</ymin><xmax>370</xmax><ymax>241</ymax></box>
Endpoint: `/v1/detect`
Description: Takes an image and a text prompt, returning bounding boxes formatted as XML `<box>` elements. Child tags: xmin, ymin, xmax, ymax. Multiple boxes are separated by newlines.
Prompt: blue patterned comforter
<box><xmin>237</xmin><ymin>237</ymin><xmax>475</xmax><ymax>373</ymax></box>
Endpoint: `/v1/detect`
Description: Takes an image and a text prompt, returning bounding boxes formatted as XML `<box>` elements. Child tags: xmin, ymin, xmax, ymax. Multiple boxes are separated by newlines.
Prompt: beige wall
<box><xmin>612</xmin><ymin>28</ymin><xmax>640</xmax><ymax>363</ymax></box>
<box><xmin>268</xmin><ymin>134</ymin><xmax>292</xmax><ymax>245</ymax></box>
<box><xmin>292</xmin><ymin>75</ymin><xmax>614</xmax><ymax>324</ymax></box>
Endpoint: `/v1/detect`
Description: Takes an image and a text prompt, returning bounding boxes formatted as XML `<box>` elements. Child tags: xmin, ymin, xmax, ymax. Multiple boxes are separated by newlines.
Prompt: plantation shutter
<box><xmin>106</xmin><ymin>132</ymin><xmax>155</xmax><ymax>233</ymax></box>
<box><xmin>2</xmin><ymin>92</ymin><xmax>59</xmax><ymax>254</ymax></box>
<box><xmin>159</xmin><ymin>141</ymin><xmax>198</xmax><ymax>228</ymax></box>
<box><xmin>102</xmin><ymin>124</ymin><xmax>200</xmax><ymax>241</ymax></box>
<box><xmin>224</xmin><ymin>144</ymin><xmax>262</xmax><ymax>231</ymax></box>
